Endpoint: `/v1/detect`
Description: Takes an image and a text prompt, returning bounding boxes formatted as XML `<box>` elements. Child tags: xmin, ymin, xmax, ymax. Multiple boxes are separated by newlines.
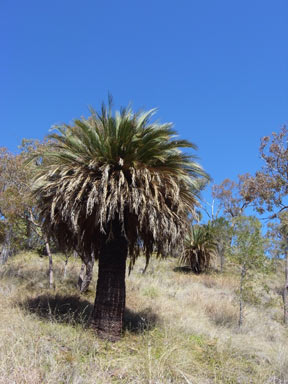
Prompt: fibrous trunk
<box><xmin>91</xmin><ymin>221</ymin><xmax>128</xmax><ymax>341</ymax></box>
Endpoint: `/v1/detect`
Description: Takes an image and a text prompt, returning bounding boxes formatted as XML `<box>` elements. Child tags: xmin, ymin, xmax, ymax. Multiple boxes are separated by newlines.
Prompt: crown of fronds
<box><xmin>32</xmin><ymin>101</ymin><xmax>209</xmax><ymax>267</ymax></box>
<box><xmin>180</xmin><ymin>223</ymin><xmax>217</xmax><ymax>273</ymax></box>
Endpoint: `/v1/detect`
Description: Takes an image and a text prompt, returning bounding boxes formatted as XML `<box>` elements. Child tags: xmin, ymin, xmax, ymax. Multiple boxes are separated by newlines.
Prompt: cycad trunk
<box><xmin>91</xmin><ymin>221</ymin><xmax>128</xmax><ymax>341</ymax></box>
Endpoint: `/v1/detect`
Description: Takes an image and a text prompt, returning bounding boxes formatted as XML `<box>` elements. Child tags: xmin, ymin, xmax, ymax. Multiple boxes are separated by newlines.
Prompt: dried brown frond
<box><xmin>32</xmin><ymin>102</ymin><xmax>209</xmax><ymax>268</ymax></box>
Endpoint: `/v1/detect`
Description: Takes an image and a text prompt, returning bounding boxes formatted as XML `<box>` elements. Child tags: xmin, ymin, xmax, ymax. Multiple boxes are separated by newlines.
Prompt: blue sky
<box><xmin>1</xmin><ymin>0</ymin><xmax>287</xmax><ymax>204</ymax></box>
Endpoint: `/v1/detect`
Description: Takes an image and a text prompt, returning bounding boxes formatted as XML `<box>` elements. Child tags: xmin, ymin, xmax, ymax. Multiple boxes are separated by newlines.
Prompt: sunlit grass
<box><xmin>0</xmin><ymin>252</ymin><xmax>287</xmax><ymax>383</ymax></box>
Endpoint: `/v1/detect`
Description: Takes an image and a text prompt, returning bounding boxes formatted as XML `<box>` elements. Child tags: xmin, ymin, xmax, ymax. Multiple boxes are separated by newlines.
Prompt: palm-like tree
<box><xmin>180</xmin><ymin>223</ymin><xmax>217</xmax><ymax>273</ymax></box>
<box><xmin>32</xmin><ymin>100</ymin><xmax>209</xmax><ymax>340</ymax></box>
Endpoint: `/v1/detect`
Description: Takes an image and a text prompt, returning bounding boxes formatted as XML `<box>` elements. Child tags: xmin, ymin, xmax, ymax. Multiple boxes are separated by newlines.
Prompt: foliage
<box><xmin>265</xmin><ymin>211</ymin><xmax>288</xmax><ymax>260</ymax></box>
<box><xmin>0</xmin><ymin>148</ymin><xmax>28</xmax><ymax>221</ymax></box>
<box><xmin>0</xmin><ymin>221</ymin><xmax>5</xmax><ymax>244</ymax></box>
<box><xmin>0</xmin><ymin>147</ymin><xmax>31</xmax><ymax>251</ymax></box>
<box><xmin>241</xmin><ymin>126</ymin><xmax>288</xmax><ymax>325</ymax></box>
<box><xmin>0</xmin><ymin>140</ymin><xmax>53</xmax><ymax>257</ymax></box>
<box><xmin>242</xmin><ymin>126</ymin><xmax>288</xmax><ymax>216</ymax></box>
<box><xmin>229</xmin><ymin>216</ymin><xmax>266</xmax><ymax>270</ymax></box>
<box><xmin>210</xmin><ymin>217</ymin><xmax>231</xmax><ymax>253</ymax></box>
<box><xmin>31</xmin><ymin>101</ymin><xmax>209</xmax><ymax>268</ymax></box>
<box><xmin>212</xmin><ymin>174</ymin><xmax>252</xmax><ymax>218</ymax></box>
<box><xmin>180</xmin><ymin>222</ymin><xmax>218</xmax><ymax>273</ymax></box>
<box><xmin>228</xmin><ymin>216</ymin><xmax>268</xmax><ymax>326</ymax></box>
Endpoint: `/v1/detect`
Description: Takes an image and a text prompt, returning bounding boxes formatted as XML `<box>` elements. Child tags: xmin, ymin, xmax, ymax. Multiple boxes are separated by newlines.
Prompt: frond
<box><xmin>180</xmin><ymin>223</ymin><xmax>218</xmax><ymax>273</ymax></box>
<box><xmin>31</xmin><ymin>101</ymin><xmax>210</xmax><ymax>268</ymax></box>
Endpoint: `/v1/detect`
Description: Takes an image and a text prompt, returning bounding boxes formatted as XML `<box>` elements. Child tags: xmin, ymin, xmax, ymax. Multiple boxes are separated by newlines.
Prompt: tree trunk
<box><xmin>284</xmin><ymin>249</ymin><xmax>288</xmax><ymax>325</ymax></box>
<box><xmin>220</xmin><ymin>252</ymin><xmax>225</xmax><ymax>273</ymax></box>
<box><xmin>91</xmin><ymin>221</ymin><xmax>128</xmax><ymax>341</ymax></box>
<box><xmin>78</xmin><ymin>263</ymin><xmax>86</xmax><ymax>288</ymax></box>
<box><xmin>78</xmin><ymin>252</ymin><xmax>95</xmax><ymax>293</ymax></box>
<box><xmin>238</xmin><ymin>265</ymin><xmax>246</xmax><ymax>328</ymax></box>
<box><xmin>26</xmin><ymin>219</ymin><xmax>31</xmax><ymax>249</ymax></box>
<box><xmin>44</xmin><ymin>236</ymin><xmax>54</xmax><ymax>289</ymax></box>
<box><xmin>0</xmin><ymin>226</ymin><xmax>13</xmax><ymax>265</ymax></box>
<box><xmin>218</xmin><ymin>242</ymin><xmax>225</xmax><ymax>272</ymax></box>
<box><xmin>63</xmin><ymin>253</ymin><xmax>69</xmax><ymax>280</ymax></box>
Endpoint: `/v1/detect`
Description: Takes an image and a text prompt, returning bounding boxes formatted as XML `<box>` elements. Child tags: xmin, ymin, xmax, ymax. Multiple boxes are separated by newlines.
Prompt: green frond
<box><xmin>31</xmin><ymin>100</ymin><xmax>209</xmax><ymax>268</ymax></box>
<box><xmin>180</xmin><ymin>223</ymin><xmax>218</xmax><ymax>273</ymax></box>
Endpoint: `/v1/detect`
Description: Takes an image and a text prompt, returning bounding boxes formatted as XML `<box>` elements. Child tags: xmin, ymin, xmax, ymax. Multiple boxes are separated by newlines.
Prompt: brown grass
<box><xmin>0</xmin><ymin>252</ymin><xmax>288</xmax><ymax>383</ymax></box>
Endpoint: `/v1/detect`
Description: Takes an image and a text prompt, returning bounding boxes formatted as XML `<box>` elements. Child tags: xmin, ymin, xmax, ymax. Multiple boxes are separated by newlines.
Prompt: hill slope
<box><xmin>0</xmin><ymin>252</ymin><xmax>287</xmax><ymax>383</ymax></box>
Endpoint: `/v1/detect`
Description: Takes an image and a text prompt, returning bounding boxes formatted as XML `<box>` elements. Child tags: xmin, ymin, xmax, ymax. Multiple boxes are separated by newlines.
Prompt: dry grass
<box><xmin>0</xmin><ymin>252</ymin><xmax>288</xmax><ymax>383</ymax></box>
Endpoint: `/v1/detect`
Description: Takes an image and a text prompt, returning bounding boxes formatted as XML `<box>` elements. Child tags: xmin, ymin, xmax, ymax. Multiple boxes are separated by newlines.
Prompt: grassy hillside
<box><xmin>0</xmin><ymin>252</ymin><xmax>287</xmax><ymax>383</ymax></box>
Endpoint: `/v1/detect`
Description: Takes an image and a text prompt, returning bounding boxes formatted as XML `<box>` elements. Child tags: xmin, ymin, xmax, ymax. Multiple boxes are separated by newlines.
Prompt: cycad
<box><xmin>180</xmin><ymin>223</ymin><xmax>217</xmax><ymax>273</ymax></box>
<box><xmin>32</xmin><ymin>100</ymin><xmax>209</xmax><ymax>340</ymax></box>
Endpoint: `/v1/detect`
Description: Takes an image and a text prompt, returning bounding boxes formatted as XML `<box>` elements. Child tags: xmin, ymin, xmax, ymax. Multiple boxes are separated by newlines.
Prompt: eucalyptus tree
<box><xmin>31</xmin><ymin>101</ymin><xmax>209</xmax><ymax>340</ymax></box>
<box><xmin>242</xmin><ymin>127</ymin><xmax>288</xmax><ymax>324</ymax></box>
<box><xmin>265</xmin><ymin>211</ymin><xmax>288</xmax><ymax>324</ymax></box>
<box><xmin>0</xmin><ymin>143</ymin><xmax>56</xmax><ymax>286</ymax></box>
<box><xmin>211</xmin><ymin>175</ymin><xmax>253</xmax><ymax>271</ymax></box>
<box><xmin>0</xmin><ymin>146</ymin><xmax>34</xmax><ymax>263</ymax></box>
<box><xmin>210</xmin><ymin>217</ymin><xmax>231</xmax><ymax>272</ymax></box>
<box><xmin>228</xmin><ymin>216</ymin><xmax>266</xmax><ymax>327</ymax></box>
<box><xmin>212</xmin><ymin>174</ymin><xmax>252</xmax><ymax>219</ymax></box>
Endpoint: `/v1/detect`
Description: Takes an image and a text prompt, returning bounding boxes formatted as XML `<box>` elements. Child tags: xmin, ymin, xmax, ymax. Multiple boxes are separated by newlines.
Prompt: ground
<box><xmin>0</xmin><ymin>252</ymin><xmax>287</xmax><ymax>384</ymax></box>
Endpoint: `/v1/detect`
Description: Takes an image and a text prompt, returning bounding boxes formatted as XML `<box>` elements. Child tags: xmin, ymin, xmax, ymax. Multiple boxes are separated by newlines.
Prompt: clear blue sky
<box><xmin>1</xmin><ymin>1</ymin><xmax>287</xmax><ymax>201</ymax></box>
